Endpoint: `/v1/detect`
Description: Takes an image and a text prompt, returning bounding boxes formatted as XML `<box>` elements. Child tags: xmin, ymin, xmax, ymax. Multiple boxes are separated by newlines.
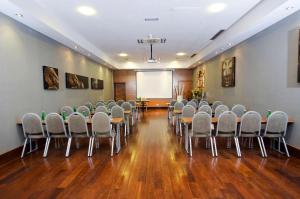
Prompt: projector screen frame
<box><xmin>135</xmin><ymin>70</ymin><xmax>173</xmax><ymax>99</ymax></box>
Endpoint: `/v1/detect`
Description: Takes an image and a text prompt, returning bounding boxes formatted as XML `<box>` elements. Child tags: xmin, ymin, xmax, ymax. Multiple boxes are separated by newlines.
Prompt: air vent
<box><xmin>190</xmin><ymin>53</ymin><xmax>197</xmax><ymax>58</ymax></box>
<box><xmin>144</xmin><ymin>17</ymin><xmax>159</xmax><ymax>22</ymax></box>
<box><xmin>210</xmin><ymin>29</ymin><xmax>225</xmax><ymax>40</ymax></box>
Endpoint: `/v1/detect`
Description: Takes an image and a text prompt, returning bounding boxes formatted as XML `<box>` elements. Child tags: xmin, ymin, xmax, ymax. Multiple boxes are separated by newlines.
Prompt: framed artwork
<box><xmin>222</xmin><ymin>57</ymin><xmax>236</xmax><ymax>87</ymax></box>
<box><xmin>91</xmin><ymin>78</ymin><xmax>104</xmax><ymax>89</ymax></box>
<box><xmin>43</xmin><ymin>66</ymin><xmax>59</xmax><ymax>90</ymax></box>
<box><xmin>298</xmin><ymin>30</ymin><xmax>300</xmax><ymax>83</ymax></box>
<box><xmin>196</xmin><ymin>67</ymin><xmax>206</xmax><ymax>89</ymax></box>
<box><xmin>65</xmin><ymin>73</ymin><xmax>89</xmax><ymax>89</ymax></box>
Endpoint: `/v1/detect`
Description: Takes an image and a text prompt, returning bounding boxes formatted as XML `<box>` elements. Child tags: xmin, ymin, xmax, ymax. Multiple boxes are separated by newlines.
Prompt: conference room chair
<box><xmin>260</xmin><ymin>111</ymin><xmax>290</xmax><ymax>157</ymax></box>
<box><xmin>129</xmin><ymin>100</ymin><xmax>138</xmax><ymax>122</ymax></box>
<box><xmin>122</xmin><ymin>102</ymin><xmax>133</xmax><ymax>133</ymax></box>
<box><xmin>187</xmin><ymin>101</ymin><xmax>198</xmax><ymax>110</ymax></box>
<box><xmin>232</xmin><ymin>104</ymin><xmax>246</xmax><ymax>118</ymax></box>
<box><xmin>117</xmin><ymin>100</ymin><xmax>125</xmax><ymax>106</ymax></box>
<box><xmin>66</xmin><ymin>112</ymin><xmax>90</xmax><ymax>157</ymax></box>
<box><xmin>198</xmin><ymin>105</ymin><xmax>212</xmax><ymax>116</ymax></box>
<box><xmin>21</xmin><ymin>113</ymin><xmax>47</xmax><ymax>158</ymax></box>
<box><xmin>85</xmin><ymin>102</ymin><xmax>94</xmax><ymax>111</ymax></box>
<box><xmin>191</xmin><ymin>99</ymin><xmax>198</xmax><ymax>106</ymax></box>
<box><xmin>107</xmin><ymin>102</ymin><xmax>117</xmax><ymax>111</ymax></box>
<box><xmin>95</xmin><ymin>101</ymin><xmax>105</xmax><ymax>108</ymax></box>
<box><xmin>215</xmin><ymin>111</ymin><xmax>241</xmax><ymax>157</ymax></box>
<box><xmin>173</xmin><ymin>101</ymin><xmax>184</xmax><ymax>135</ymax></box>
<box><xmin>60</xmin><ymin>106</ymin><xmax>74</xmax><ymax>117</ymax></box>
<box><xmin>95</xmin><ymin>106</ymin><xmax>109</xmax><ymax>114</ymax></box>
<box><xmin>111</xmin><ymin>106</ymin><xmax>127</xmax><ymax>136</ymax></box>
<box><xmin>168</xmin><ymin>100</ymin><xmax>177</xmax><ymax>120</ymax></box>
<box><xmin>43</xmin><ymin>113</ymin><xmax>69</xmax><ymax>157</ymax></box>
<box><xmin>198</xmin><ymin>100</ymin><xmax>209</xmax><ymax>109</ymax></box>
<box><xmin>215</xmin><ymin>105</ymin><xmax>229</xmax><ymax>118</ymax></box>
<box><xmin>181</xmin><ymin>99</ymin><xmax>188</xmax><ymax>105</ymax></box>
<box><xmin>238</xmin><ymin>111</ymin><xmax>265</xmax><ymax>157</ymax></box>
<box><xmin>106</xmin><ymin>100</ymin><xmax>115</xmax><ymax>105</ymax></box>
<box><xmin>180</xmin><ymin>105</ymin><xmax>196</xmax><ymax>136</ymax></box>
<box><xmin>211</xmin><ymin>101</ymin><xmax>223</xmax><ymax>113</ymax></box>
<box><xmin>189</xmin><ymin>112</ymin><xmax>215</xmax><ymax>157</ymax></box>
<box><xmin>77</xmin><ymin>105</ymin><xmax>91</xmax><ymax>117</ymax></box>
<box><xmin>89</xmin><ymin>112</ymin><xmax>115</xmax><ymax>157</ymax></box>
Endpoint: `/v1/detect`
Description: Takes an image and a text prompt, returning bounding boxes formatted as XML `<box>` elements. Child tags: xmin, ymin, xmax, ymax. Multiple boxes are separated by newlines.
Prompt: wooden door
<box><xmin>114</xmin><ymin>83</ymin><xmax>126</xmax><ymax>101</ymax></box>
<box><xmin>178</xmin><ymin>80</ymin><xmax>193</xmax><ymax>100</ymax></box>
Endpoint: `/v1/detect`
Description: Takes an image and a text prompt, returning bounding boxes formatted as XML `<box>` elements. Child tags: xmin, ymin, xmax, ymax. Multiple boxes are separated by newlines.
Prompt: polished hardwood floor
<box><xmin>1</xmin><ymin>109</ymin><xmax>300</xmax><ymax>198</ymax></box>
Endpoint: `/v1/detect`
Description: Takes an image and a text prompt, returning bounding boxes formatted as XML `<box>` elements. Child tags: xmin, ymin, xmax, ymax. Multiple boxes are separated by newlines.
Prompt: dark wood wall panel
<box><xmin>113</xmin><ymin>69</ymin><xmax>193</xmax><ymax>107</ymax></box>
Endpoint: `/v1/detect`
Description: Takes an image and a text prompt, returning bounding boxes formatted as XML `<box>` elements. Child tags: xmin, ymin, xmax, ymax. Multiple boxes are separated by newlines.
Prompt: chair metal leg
<box><xmin>260</xmin><ymin>137</ymin><xmax>267</xmax><ymax>157</ymax></box>
<box><xmin>88</xmin><ymin>137</ymin><xmax>92</xmax><ymax>156</ymax></box>
<box><xmin>257</xmin><ymin>136</ymin><xmax>265</xmax><ymax>157</ymax></box>
<box><xmin>210</xmin><ymin>137</ymin><xmax>215</xmax><ymax>157</ymax></box>
<box><xmin>111</xmin><ymin>136</ymin><xmax>115</xmax><ymax>157</ymax></box>
<box><xmin>21</xmin><ymin>138</ymin><xmax>28</xmax><ymax>158</ymax></box>
<box><xmin>43</xmin><ymin>138</ymin><xmax>51</xmax><ymax>158</ymax></box>
<box><xmin>281</xmin><ymin>137</ymin><xmax>290</xmax><ymax>157</ymax></box>
<box><xmin>213</xmin><ymin>137</ymin><xmax>218</xmax><ymax>157</ymax></box>
<box><xmin>189</xmin><ymin>136</ymin><xmax>192</xmax><ymax>157</ymax></box>
<box><xmin>179</xmin><ymin>123</ymin><xmax>182</xmax><ymax>137</ymax></box>
<box><xmin>234</xmin><ymin>137</ymin><xmax>241</xmax><ymax>157</ymax></box>
<box><xmin>65</xmin><ymin>137</ymin><xmax>72</xmax><ymax>157</ymax></box>
<box><xmin>29</xmin><ymin>138</ymin><xmax>32</xmax><ymax>152</ymax></box>
<box><xmin>89</xmin><ymin>137</ymin><xmax>95</xmax><ymax>157</ymax></box>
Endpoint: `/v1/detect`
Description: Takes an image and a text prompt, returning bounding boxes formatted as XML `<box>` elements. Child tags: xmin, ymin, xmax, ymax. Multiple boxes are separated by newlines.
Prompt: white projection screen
<box><xmin>136</xmin><ymin>71</ymin><xmax>173</xmax><ymax>98</ymax></box>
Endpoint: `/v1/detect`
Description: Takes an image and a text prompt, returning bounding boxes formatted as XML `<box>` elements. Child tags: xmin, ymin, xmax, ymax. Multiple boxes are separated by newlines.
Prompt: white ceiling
<box><xmin>0</xmin><ymin>0</ymin><xmax>300</xmax><ymax>69</ymax></box>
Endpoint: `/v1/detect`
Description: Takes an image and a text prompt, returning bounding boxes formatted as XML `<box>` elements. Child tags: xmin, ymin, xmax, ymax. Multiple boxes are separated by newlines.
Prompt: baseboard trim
<box><xmin>0</xmin><ymin>146</ymin><xmax>23</xmax><ymax>166</ymax></box>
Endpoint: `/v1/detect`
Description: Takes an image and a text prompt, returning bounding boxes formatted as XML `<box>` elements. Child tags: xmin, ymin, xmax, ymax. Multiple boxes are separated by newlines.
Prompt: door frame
<box><xmin>114</xmin><ymin>82</ymin><xmax>126</xmax><ymax>101</ymax></box>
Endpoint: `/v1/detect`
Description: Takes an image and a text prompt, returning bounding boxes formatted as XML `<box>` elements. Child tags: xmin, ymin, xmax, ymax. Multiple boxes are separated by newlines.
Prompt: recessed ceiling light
<box><xmin>77</xmin><ymin>6</ymin><xmax>96</xmax><ymax>16</ymax></box>
<box><xmin>228</xmin><ymin>43</ymin><xmax>232</xmax><ymax>46</ymax></box>
<box><xmin>286</xmin><ymin>6</ymin><xmax>294</xmax><ymax>10</ymax></box>
<box><xmin>74</xmin><ymin>46</ymin><xmax>78</xmax><ymax>49</ymax></box>
<box><xmin>118</xmin><ymin>53</ymin><xmax>128</xmax><ymax>57</ymax></box>
<box><xmin>176</xmin><ymin>52</ymin><xmax>186</xmax><ymax>56</ymax></box>
<box><xmin>207</xmin><ymin>3</ymin><xmax>227</xmax><ymax>13</ymax></box>
<box><xmin>15</xmin><ymin>13</ymin><xmax>23</xmax><ymax>17</ymax></box>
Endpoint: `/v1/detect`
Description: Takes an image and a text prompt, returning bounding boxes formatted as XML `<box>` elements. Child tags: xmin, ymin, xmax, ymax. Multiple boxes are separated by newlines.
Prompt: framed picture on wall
<box><xmin>222</xmin><ymin>57</ymin><xmax>236</xmax><ymax>87</ymax></box>
<box><xmin>43</xmin><ymin>66</ymin><xmax>59</xmax><ymax>90</ymax></box>
<box><xmin>65</xmin><ymin>73</ymin><xmax>89</xmax><ymax>89</ymax></box>
<box><xmin>91</xmin><ymin>78</ymin><xmax>104</xmax><ymax>89</ymax></box>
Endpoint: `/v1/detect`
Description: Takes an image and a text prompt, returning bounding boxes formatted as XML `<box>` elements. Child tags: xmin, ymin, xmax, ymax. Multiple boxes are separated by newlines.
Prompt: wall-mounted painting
<box><xmin>65</xmin><ymin>73</ymin><xmax>89</xmax><ymax>89</ymax></box>
<box><xmin>196</xmin><ymin>67</ymin><xmax>206</xmax><ymax>89</ymax></box>
<box><xmin>91</xmin><ymin>78</ymin><xmax>104</xmax><ymax>89</ymax></box>
<box><xmin>222</xmin><ymin>57</ymin><xmax>236</xmax><ymax>87</ymax></box>
<box><xmin>43</xmin><ymin>66</ymin><xmax>59</xmax><ymax>90</ymax></box>
<box><xmin>298</xmin><ymin>30</ymin><xmax>300</xmax><ymax>83</ymax></box>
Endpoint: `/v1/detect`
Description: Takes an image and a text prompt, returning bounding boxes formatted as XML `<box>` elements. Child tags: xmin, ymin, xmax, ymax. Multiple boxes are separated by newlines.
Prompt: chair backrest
<box><xmin>77</xmin><ymin>106</ymin><xmax>91</xmax><ymax>117</ymax></box>
<box><xmin>170</xmin><ymin>100</ymin><xmax>177</xmax><ymax>106</ymax></box>
<box><xmin>96</xmin><ymin>101</ymin><xmax>105</xmax><ymax>108</ymax></box>
<box><xmin>211</xmin><ymin>101</ymin><xmax>223</xmax><ymax>112</ymax></box>
<box><xmin>232</xmin><ymin>104</ymin><xmax>246</xmax><ymax>118</ymax></box>
<box><xmin>187</xmin><ymin>101</ymin><xmax>197</xmax><ymax>109</ymax></box>
<box><xmin>45</xmin><ymin>113</ymin><xmax>67</xmax><ymax>136</ymax></box>
<box><xmin>117</xmin><ymin>100</ymin><xmax>125</xmax><ymax>106</ymax></box>
<box><xmin>215</xmin><ymin>105</ymin><xmax>229</xmax><ymax>118</ymax></box>
<box><xmin>216</xmin><ymin>111</ymin><xmax>237</xmax><ymax>135</ymax></box>
<box><xmin>92</xmin><ymin>112</ymin><xmax>111</xmax><ymax>134</ymax></box>
<box><xmin>192</xmin><ymin>112</ymin><xmax>212</xmax><ymax>135</ymax></box>
<box><xmin>264</xmin><ymin>111</ymin><xmax>288</xmax><ymax>136</ymax></box>
<box><xmin>174</xmin><ymin>102</ymin><xmax>184</xmax><ymax>111</ymax></box>
<box><xmin>181</xmin><ymin>99</ymin><xmax>188</xmax><ymax>105</ymax></box>
<box><xmin>22</xmin><ymin>113</ymin><xmax>45</xmax><ymax>137</ymax></box>
<box><xmin>182</xmin><ymin>105</ymin><xmax>196</xmax><ymax>118</ymax></box>
<box><xmin>191</xmin><ymin>99</ymin><xmax>198</xmax><ymax>106</ymax></box>
<box><xmin>95</xmin><ymin>106</ymin><xmax>109</xmax><ymax>114</ymax></box>
<box><xmin>122</xmin><ymin>102</ymin><xmax>132</xmax><ymax>111</ymax></box>
<box><xmin>129</xmin><ymin>100</ymin><xmax>136</xmax><ymax>107</ymax></box>
<box><xmin>107</xmin><ymin>102</ymin><xmax>117</xmax><ymax>110</ymax></box>
<box><xmin>68</xmin><ymin>112</ymin><xmax>89</xmax><ymax>136</ymax></box>
<box><xmin>198</xmin><ymin>101</ymin><xmax>209</xmax><ymax>108</ymax></box>
<box><xmin>61</xmin><ymin>106</ymin><xmax>74</xmax><ymax>116</ymax></box>
<box><xmin>111</xmin><ymin>105</ymin><xmax>124</xmax><ymax>119</ymax></box>
<box><xmin>198</xmin><ymin>105</ymin><xmax>212</xmax><ymax>116</ymax></box>
<box><xmin>85</xmin><ymin>102</ymin><xmax>93</xmax><ymax>110</ymax></box>
<box><xmin>239</xmin><ymin>111</ymin><xmax>261</xmax><ymax>136</ymax></box>
<box><xmin>106</xmin><ymin>100</ymin><xmax>115</xmax><ymax>105</ymax></box>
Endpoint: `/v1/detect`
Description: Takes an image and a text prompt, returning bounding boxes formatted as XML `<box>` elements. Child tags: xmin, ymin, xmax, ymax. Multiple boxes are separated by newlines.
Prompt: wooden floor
<box><xmin>1</xmin><ymin>109</ymin><xmax>300</xmax><ymax>199</ymax></box>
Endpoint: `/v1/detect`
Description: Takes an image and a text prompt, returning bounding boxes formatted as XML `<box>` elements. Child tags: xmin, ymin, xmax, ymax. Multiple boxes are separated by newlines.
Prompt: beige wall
<box><xmin>193</xmin><ymin>11</ymin><xmax>300</xmax><ymax>149</ymax></box>
<box><xmin>0</xmin><ymin>13</ymin><xmax>113</xmax><ymax>155</ymax></box>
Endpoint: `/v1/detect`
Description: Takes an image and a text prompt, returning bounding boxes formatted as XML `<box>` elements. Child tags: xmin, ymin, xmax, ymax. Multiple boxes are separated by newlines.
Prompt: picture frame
<box><xmin>43</xmin><ymin>66</ymin><xmax>59</xmax><ymax>90</ymax></box>
<box><xmin>221</xmin><ymin>57</ymin><xmax>236</xmax><ymax>87</ymax></box>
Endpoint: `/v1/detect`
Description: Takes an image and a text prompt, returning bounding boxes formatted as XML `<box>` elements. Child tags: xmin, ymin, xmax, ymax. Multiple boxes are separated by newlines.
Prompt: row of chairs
<box><xmin>178</xmin><ymin>104</ymin><xmax>290</xmax><ymax>158</ymax></box>
<box><xmin>21</xmin><ymin>105</ymin><xmax>131</xmax><ymax>158</ymax></box>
